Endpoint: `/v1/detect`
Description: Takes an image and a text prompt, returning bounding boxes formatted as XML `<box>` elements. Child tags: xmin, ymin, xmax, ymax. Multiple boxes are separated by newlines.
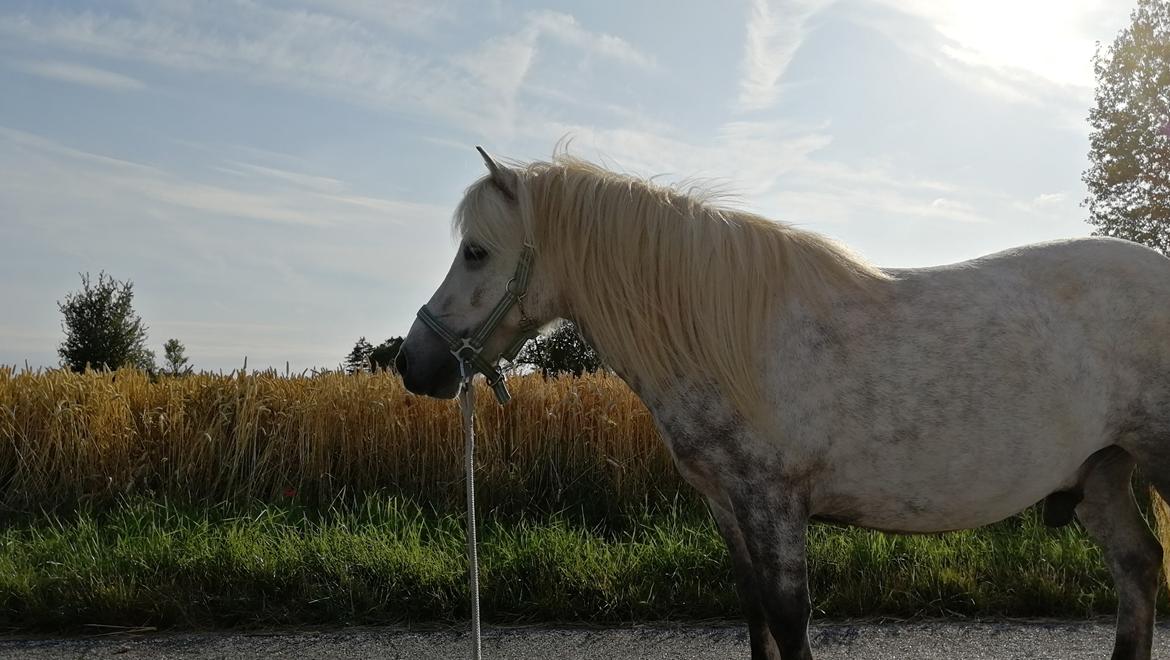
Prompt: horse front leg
<box><xmin>730</xmin><ymin>491</ymin><xmax>813</xmax><ymax>660</ymax></box>
<box><xmin>708</xmin><ymin>497</ymin><xmax>782</xmax><ymax>660</ymax></box>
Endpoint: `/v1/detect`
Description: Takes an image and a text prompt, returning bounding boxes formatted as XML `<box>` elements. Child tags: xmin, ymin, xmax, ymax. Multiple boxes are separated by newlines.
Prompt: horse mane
<box><xmin>454</xmin><ymin>154</ymin><xmax>889</xmax><ymax>417</ymax></box>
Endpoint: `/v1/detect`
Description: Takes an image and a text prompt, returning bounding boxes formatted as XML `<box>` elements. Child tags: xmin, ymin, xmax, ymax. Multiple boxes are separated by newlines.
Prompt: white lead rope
<box><xmin>458</xmin><ymin>371</ymin><xmax>483</xmax><ymax>660</ymax></box>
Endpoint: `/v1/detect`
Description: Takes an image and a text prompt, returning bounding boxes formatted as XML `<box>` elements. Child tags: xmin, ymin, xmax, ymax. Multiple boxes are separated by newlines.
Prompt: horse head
<box><xmin>395</xmin><ymin>148</ymin><xmax>554</xmax><ymax>400</ymax></box>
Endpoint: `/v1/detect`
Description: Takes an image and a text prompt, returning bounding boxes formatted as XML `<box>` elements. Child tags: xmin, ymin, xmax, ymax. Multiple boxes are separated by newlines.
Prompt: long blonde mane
<box><xmin>455</xmin><ymin>154</ymin><xmax>889</xmax><ymax>417</ymax></box>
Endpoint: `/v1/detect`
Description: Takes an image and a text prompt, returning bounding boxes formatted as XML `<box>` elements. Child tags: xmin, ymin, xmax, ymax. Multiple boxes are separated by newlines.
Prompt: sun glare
<box><xmin>895</xmin><ymin>0</ymin><xmax>1122</xmax><ymax>89</ymax></box>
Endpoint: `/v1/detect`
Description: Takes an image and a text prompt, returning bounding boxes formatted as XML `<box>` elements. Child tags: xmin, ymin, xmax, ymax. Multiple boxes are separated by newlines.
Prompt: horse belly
<box><xmin>810</xmin><ymin>429</ymin><xmax>1102</xmax><ymax>533</ymax></box>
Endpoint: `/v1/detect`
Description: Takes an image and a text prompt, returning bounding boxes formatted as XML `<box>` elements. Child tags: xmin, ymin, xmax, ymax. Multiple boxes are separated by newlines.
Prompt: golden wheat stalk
<box><xmin>0</xmin><ymin>367</ymin><xmax>679</xmax><ymax>513</ymax></box>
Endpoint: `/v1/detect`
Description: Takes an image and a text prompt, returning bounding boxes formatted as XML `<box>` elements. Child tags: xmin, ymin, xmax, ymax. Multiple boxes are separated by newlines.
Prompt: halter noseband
<box><xmin>415</xmin><ymin>243</ymin><xmax>540</xmax><ymax>404</ymax></box>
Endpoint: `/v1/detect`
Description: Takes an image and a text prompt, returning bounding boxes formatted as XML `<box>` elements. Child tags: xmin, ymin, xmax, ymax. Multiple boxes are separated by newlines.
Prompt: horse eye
<box><xmin>463</xmin><ymin>243</ymin><xmax>488</xmax><ymax>263</ymax></box>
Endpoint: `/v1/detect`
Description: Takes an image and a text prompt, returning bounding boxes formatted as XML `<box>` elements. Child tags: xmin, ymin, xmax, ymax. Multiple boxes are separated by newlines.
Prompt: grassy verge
<box><xmin>0</xmin><ymin>495</ymin><xmax>1158</xmax><ymax>632</ymax></box>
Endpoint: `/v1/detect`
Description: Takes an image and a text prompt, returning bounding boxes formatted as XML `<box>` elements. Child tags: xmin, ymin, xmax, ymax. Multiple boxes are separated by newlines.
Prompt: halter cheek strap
<box><xmin>416</xmin><ymin>244</ymin><xmax>540</xmax><ymax>404</ymax></box>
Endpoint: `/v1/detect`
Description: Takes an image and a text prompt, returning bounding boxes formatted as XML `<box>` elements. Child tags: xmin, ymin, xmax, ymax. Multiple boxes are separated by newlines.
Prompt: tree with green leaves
<box><xmin>370</xmin><ymin>337</ymin><xmax>403</xmax><ymax>372</ymax></box>
<box><xmin>162</xmin><ymin>338</ymin><xmax>193</xmax><ymax>376</ymax></box>
<box><xmin>515</xmin><ymin>321</ymin><xmax>604</xmax><ymax>377</ymax></box>
<box><xmin>1083</xmin><ymin>0</ymin><xmax>1170</xmax><ymax>251</ymax></box>
<box><xmin>344</xmin><ymin>337</ymin><xmax>374</xmax><ymax>374</ymax></box>
<box><xmin>58</xmin><ymin>272</ymin><xmax>155</xmax><ymax>373</ymax></box>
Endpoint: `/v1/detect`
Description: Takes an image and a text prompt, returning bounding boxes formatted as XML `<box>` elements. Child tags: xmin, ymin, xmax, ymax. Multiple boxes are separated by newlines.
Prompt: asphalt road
<box><xmin>2</xmin><ymin>621</ymin><xmax>1167</xmax><ymax>659</ymax></box>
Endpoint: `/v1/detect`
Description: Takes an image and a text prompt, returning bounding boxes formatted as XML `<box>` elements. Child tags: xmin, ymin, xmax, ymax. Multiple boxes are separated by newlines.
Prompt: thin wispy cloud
<box><xmin>0</xmin><ymin>7</ymin><xmax>467</xmax><ymax>109</ymax></box>
<box><xmin>0</xmin><ymin>125</ymin><xmax>159</xmax><ymax>173</ymax></box>
<box><xmin>1012</xmin><ymin>191</ymin><xmax>1071</xmax><ymax>215</ymax></box>
<box><xmin>737</xmin><ymin>0</ymin><xmax>834</xmax><ymax>112</ymax></box>
<box><xmin>297</xmin><ymin>0</ymin><xmax>456</xmax><ymax>35</ymax></box>
<box><xmin>527</xmin><ymin>11</ymin><xmax>656</xmax><ymax>71</ymax></box>
<box><xmin>218</xmin><ymin>162</ymin><xmax>348</xmax><ymax>194</ymax></box>
<box><xmin>0</xmin><ymin>4</ymin><xmax>654</xmax><ymax>139</ymax></box>
<box><xmin>0</xmin><ymin>126</ymin><xmax>444</xmax><ymax>229</ymax></box>
<box><xmin>10</xmin><ymin>59</ymin><xmax>145</xmax><ymax>91</ymax></box>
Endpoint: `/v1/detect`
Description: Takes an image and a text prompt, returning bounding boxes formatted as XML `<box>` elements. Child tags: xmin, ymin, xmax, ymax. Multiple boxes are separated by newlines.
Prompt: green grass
<box><xmin>0</xmin><ymin>495</ymin><xmax>1159</xmax><ymax>632</ymax></box>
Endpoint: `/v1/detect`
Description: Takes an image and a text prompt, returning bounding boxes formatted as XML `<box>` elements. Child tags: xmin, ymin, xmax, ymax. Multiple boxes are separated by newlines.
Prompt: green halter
<box><xmin>416</xmin><ymin>244</ymin><xmax>540</xmax><ymax>404</ymax></box>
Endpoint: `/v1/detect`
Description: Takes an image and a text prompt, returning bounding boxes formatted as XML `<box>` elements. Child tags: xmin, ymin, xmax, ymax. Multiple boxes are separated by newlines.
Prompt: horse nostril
<box><xmin>394</xmin><ymin>346</ymin><xmax>409</xmax><ymax>374</ymax></box>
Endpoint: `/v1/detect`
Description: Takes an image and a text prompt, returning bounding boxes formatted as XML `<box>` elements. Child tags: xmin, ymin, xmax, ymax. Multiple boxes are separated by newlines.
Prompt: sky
<box><xmin>0</xmin><ymin>0</ymin><xmax>1138</xmax><ymax>372</ymax></box>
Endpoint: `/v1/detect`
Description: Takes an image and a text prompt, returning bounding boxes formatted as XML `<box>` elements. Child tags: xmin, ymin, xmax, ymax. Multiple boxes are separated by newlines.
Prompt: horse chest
<box><xmin>649</xmin><ymin>396</ymin><xmax>794</xmax><ymax>505</ymax></box>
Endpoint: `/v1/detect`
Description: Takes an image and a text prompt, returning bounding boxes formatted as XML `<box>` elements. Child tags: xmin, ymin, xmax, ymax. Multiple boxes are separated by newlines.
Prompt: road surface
<box><xmin>2</xmin><ymin>620</ymin><xmax>1166</xmax><ymax>659</ymax></box>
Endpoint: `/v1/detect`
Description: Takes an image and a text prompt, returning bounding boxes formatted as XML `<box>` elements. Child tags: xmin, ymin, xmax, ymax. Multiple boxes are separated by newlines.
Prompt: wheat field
<box><xmin>0</xmin><ymin>367</ymin><xmax>684</xmax><ymax>515</ymax></box>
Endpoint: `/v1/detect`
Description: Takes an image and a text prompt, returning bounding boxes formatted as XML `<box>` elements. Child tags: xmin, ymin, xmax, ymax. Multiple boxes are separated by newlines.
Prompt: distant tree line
<box><xmin>56</xmin><ymin>270</ymin><xmax>600</xmax><ymax>381</ymax></box>
<box><xmin>343</xmin><ymin>337</ymin><xmax>404</xmax><ymax>374</ymax></box>
<box><xmin>58</xmin><ymin>271</ymin><xmax>608</xmax><ymax>379</ymax></box>
<box><xmin>57</xmin><ymin>272</ymin><xmax>190</xmax><ymax>376</ymax></box>
<box><xmin>344</xmin><ymin>321</ymin><xmax>603</xmax><ymax>378</ymax></box>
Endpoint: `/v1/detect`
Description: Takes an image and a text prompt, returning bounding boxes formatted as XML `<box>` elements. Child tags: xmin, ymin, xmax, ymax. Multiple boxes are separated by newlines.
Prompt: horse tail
<box><xmin>1152</xmin><ymin>487</ymin><xmax>1170</xmax><ymax>586</ymax></box>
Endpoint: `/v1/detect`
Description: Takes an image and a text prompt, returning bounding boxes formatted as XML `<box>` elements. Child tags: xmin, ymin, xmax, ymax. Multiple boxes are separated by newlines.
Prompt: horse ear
<box><xmin>476</xmin><ymin>146</ymin><xmax>517</xmax><ymax>202</ymax></box>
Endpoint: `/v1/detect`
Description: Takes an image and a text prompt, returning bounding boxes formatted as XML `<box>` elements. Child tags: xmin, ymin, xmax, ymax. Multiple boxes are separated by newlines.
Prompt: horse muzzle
<box><xmin>395</xmin><ymin>341</ymin><xmax>462</xmax><ymax>399</ymax></box>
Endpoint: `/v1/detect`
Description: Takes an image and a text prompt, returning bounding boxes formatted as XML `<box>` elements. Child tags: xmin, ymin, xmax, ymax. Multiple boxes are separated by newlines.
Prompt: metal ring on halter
<box><xmin>452</xmin><ymin>338</ymin><xmax>479</xmax><ymax>361</ymax></box>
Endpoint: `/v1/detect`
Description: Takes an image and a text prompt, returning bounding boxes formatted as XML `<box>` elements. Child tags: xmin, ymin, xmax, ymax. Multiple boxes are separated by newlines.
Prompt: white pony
<box><xmin>396</xmin><ymin>149</ymin><xmax>1170</xmax><ymax>660</ymax></box>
